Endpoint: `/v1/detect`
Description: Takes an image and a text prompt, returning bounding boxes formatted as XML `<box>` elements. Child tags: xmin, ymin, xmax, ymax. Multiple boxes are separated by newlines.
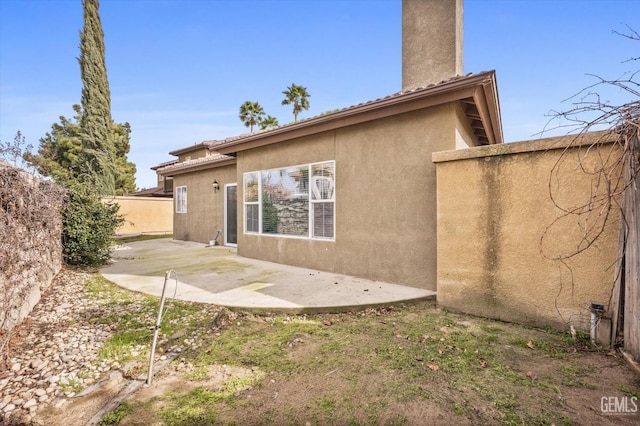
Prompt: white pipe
<box><xmin>589</xmin><ymin>302</ymin><xmax>605</xmax><ymax>344</ymax></box>
<box><xmin>147</xmin><ymin>270</ymin><xmax>175</xmax><ymax>385</ymax></box>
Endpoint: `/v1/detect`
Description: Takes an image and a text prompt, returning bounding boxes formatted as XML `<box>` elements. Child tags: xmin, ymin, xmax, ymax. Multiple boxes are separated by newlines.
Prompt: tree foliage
<box><xmin>77</xmin><ymin>0</ymin><xmax>118</xmax><ymax>195</ymax></box>
<box><xmin>281</xmin><ymin>83</ymin><xmax>310</xmax><ymax>122</ymax></box>
<box><xmin>239</xmin><ymin>101</ymin><xmax>265</xmax><ymax>132</ymax></box>
<box><xmin>259</xmin><ymin>115</ymin><xmax>279</xmax><ymax>130</ymax></box>
<box><xmin>22</xmin><ymin>0</ymin><xmax>132</xmax><ymax>267</ymax></box>
<box><xmin>24</xmin><ymin>104</ymin><xmax>136</xmax><ymax>194</ymax></box>
<box><xmin>62</xmin><ymin>182</ymin><xmax>124</xmax><ymax>266</ymax></box>
<box><xmin>24</xmin><ymin>105</ymin><xmax>83</xmax><ymax>184</ymax></box>
<box><xmin>0</xmin><ymin>131</ymin><xmax>33</xmax><ymax>171</ymax></box>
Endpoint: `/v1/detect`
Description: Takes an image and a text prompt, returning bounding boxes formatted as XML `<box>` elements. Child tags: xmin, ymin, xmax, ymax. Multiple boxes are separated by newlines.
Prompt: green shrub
<box><xmin>62</xmin><ymin>183</ymin><xmax>124</xmax><ymax>266</ymax></box>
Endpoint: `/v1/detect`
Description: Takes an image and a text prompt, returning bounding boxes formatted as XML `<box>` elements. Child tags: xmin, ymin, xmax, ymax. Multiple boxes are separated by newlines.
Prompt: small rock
<box><xmin>3</xmin><ymin>403</ymin><xmax>16</xmax><ymax>412</ymax></box>
<box><xmin>55</xmin><ymin>303</ymin><xmax>73</xmax><ymax>311</ymax></box>
<box><xmin>10</xmin><ymin>363</ymin><xmax>21</xmax><ymax>372</ymax></box>
<box><xmin>23</xmin><ymin>398</ymin><xmax>37</xmax><ymax>409</ymax></box>
<box><xmin>30</xmin><ymin>359</ymin><xmax>44</xmax><ymax>370</ymax></box>
<box><xmin>34</xmin><ymin>389</ymin><xmax>46</xmax><ymax>397</ymax></box>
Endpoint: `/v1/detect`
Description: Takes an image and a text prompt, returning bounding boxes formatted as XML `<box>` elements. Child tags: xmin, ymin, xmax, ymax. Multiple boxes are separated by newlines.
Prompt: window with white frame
<box><xmin>175</xmin><ymin>185</ymin><xmax>187</xmax><ymax>213</ymax></box>
<box><xmin>243</xmin><ymin>161</ymin><xmax>335</xmax><ymax>239</ymax></box>
<box><xmin>310</xmin><ymin>162</ymin><xmax>335</xmax><ymax>238</ymax></box>
<box><xmin>244</xmin><ymin>173</ymin><xmax>259</xmax><ymax>233</ymax></box>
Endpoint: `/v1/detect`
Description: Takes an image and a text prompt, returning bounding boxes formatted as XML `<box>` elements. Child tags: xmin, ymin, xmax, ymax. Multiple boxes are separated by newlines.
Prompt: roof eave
<box><xmin>474</xmin><ymin>72</ymin><xmax>503</xmax><ymax>145</ymax></box>
<box><xmin>168</xmin><ymin>141</ymin><xmax>212</xmax><ymax>157</ymax></box>
<box><xmin>158</xmin><ymin>157</ymin><xmax>237</xmax><ymax>177</ymax></box>
<box><xmin>216</xmin><ymin>71</ymin><xmax>501</xmax><ymax>155</ymax></box>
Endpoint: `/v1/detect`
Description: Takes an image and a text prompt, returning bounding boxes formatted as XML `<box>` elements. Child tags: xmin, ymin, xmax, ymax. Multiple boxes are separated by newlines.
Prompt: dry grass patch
<box><xmin>98</xmin><ymin>303</ymin><xmax>639</xmax><ymax>425</ymax></box>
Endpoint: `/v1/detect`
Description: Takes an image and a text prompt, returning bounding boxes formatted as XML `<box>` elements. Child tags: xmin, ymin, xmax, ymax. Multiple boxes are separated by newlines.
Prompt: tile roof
<box><xmin>156</xmin><ymin>151</ymin><xmax>235</xmax><ymax>174</ymax></box>
<box><xmin>170</xmin><ymin>73</ymin><xmax>489</xmax><ymax>154</ymax></box>
<box><xmin>155</xmin><ymin>70</ymin><xmax>502</xmax><ymax>173</ymax></box>
<box><xmin>211</xmin><ymin>70</ymin><xmax>501</xmax><ymax>153</ymax></box>
<box><xmin>130</xmin><ymin>186</ymin><xmax>172</xmax><ymax>197</ymax></box>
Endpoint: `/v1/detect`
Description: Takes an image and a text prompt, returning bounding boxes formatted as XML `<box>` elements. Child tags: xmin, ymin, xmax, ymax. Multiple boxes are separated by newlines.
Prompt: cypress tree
<box><xmin>78</xmin><ymin>0</ymin><xmax>116</xmax><ymax>195</ymax></box>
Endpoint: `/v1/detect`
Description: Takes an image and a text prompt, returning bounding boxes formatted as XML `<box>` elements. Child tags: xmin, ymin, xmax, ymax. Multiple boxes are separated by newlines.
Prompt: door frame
<box><xmin>224</xmin><ymin>183</ymin><xmax>238</xmax><ymax>247</ymax></box>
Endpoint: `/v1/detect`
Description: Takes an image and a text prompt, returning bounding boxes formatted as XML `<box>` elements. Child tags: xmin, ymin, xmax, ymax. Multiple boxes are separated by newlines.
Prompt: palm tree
<box><xmin>259</xmin><ymin>115</ymin><xmax>279</xmax><ymax>130</ymax></box>
<box><xmin>281</xmin><ymin>83</ymin><xmax>310</xmax><ymax>122</ymax></box>
<box><xmin>239</xmin><ymin>101</ymin><xmax>265</xmax><ymax>132</ymax></box>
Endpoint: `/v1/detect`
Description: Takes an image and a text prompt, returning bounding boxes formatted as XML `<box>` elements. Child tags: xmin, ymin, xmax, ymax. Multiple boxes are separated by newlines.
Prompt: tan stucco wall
<box><xmin>402</xmin><ymin>0</ymin><xmax>463</xmax><ymax>90</ymax></box>
<box><xmin>178</xmin><ymin>147</ymin><xmax>209</xmax><ymax>162</ymax></box>
<box><xmin>433</xmin><ymin>137</ymin><xmax>623</xmax><ymax>330</ymax></box>
<box><xmin>236</xmin><ymin>104</ymin><xmax>462</xmax><ymax>290</ymax></box>
<box><xmin>172</xmin><ymin>164</ymin><xmax>236</xmax><ymax>243</ymax></box>
<box><xmin>104</xmin><ymin>196</ymin><xmax>173</xmax><ymax>235</ymax></box>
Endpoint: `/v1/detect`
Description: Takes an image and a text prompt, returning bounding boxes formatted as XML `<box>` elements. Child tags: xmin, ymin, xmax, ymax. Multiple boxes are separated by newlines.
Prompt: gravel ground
<box><xmin>0</xmin><ymin>267</ymin><xmax>184</xmax><ymax>425</ymax></box>
<box><xmin>0</xmin><ymin>268</ymin><xmax>117</xmax><ymax>424</ymax></box>
<box><xmin>1</xmin><ymin>266</ymin><xmax>225</xmax><ymax>426</ymax></box>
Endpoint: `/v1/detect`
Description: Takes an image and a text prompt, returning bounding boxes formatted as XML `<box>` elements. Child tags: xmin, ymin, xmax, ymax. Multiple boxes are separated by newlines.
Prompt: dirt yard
<box><xmin>2</xmin><ymin>269</ymin><xmax>637</xmax><ymax>425</ymax></box>
<box><xmin>33</xmin><ymin>292</ymin><xmax>640</xmax><ymax>426</ymax></box>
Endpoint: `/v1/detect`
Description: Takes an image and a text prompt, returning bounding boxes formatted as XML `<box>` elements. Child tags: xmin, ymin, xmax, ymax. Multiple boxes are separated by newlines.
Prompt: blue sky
<box><xmin>1</xmin><ymin>0</ymin><xmax>638</xmax><ymax>189</ymax></box>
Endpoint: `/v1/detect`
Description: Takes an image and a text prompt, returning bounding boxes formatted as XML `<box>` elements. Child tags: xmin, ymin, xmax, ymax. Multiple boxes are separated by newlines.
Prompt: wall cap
<box><xmin>433</xmin><ymin>131</ymin><xmax>616</xmax><ymax>163</ymax></box>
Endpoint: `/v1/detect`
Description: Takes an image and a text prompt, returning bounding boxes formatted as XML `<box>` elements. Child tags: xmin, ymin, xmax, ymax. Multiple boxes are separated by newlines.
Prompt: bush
<box><xmin>62</xmin><ymin>183</ymin><xmax>124</xmax><ymax>266</ymax></box>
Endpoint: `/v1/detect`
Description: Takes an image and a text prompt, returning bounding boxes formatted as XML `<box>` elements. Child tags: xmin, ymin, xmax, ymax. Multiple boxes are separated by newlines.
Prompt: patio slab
<box><xmin>100</xmin><ymin>238</ymin><xmax>436</xmax><ymax>313</ymax></box>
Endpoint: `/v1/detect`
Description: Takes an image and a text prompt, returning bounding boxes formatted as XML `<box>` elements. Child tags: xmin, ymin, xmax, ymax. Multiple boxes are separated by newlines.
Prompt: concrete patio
<box><xmin>100</xmin><ymin>238</ymin><xmax>436</xmax><ymax>313</ymax></box>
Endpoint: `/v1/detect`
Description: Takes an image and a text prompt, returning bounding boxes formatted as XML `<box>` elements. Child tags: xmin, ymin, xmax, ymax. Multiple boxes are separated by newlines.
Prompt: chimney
<box><xmin>402</xmin><ymin>0</ymin><xmax>463</xmax><ymax>91</ymax></box>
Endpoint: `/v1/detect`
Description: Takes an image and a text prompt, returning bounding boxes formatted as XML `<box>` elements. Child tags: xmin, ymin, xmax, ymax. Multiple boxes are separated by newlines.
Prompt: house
<box><xmin>131</xmin><ymin>159</ymin><xmax>177</xmax><ymax>198</ymax></box>
<box><xmin>151</xmin><ymin>0</ymin><xmax>635</xmax><ymax>353</ymax></box>
<box><xmin>154</xmin><ymin>0</ymin><xmax>503</xmax><ymax>291</ymax></box>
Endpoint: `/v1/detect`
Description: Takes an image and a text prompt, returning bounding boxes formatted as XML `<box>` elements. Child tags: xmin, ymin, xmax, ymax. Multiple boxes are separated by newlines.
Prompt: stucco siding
<box><xmin>104</xmin><ymin>196</ymin><xmax>173</xmax><ymax>235</ymax></box>
<box><xmin>173</xmin><ymin>164</ymin><xmax>236</xmax><ymax>243</ymax></box>
<box><xmin>434</xmin><ymin>138</ymin><xmax>623</xmax><ymax>329</ymax></box>
<box><xmin>237</xmin><ymin>104</ymin><xmax>458</xmax><ymax>290</ymax></box>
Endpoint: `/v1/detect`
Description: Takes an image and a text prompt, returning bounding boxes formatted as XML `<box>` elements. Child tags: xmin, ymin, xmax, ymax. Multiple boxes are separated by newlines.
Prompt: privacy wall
<box><xmin>433</xmin><ymin>136</ymin><xmax>623</xmax><ymax>330</ymax></box>
<box><xmin>103</xmin><ymin>196</ymin><xmax>173</xmax><ymax>236</ymax></box>
<box><xmin>0</xmin><ymin>162</ymin><xmax>65</xmax><ymax>334</ymax></box>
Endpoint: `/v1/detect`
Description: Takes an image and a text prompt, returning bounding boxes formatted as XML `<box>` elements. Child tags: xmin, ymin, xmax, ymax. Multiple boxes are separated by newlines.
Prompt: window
<box><xmin>244</xmin><ymin>173</ymin><xmax>259</xmax><ymax>233</ymax></box>
<box><xmin>310</xmin><ymin>163</ymin><xmax>334</xmax><ymax>238</ymax></box>
<box><xmin>243</xmin><ymin>161</ymin><xmax>335</xmax><ymax>240</ymax></box>
<box><xmin>175</xmin><ymin>186</ymin><xmax>187</xmax><ymax>213</ymax></box>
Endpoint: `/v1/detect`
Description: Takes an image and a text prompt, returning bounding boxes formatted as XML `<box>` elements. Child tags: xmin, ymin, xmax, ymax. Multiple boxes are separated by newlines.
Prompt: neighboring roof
<box><xmin>168</xmin><ymin>141</ymin><xmax>212</xmax><ymax>156</ymax></box>
<box><xmin>151</xmin><ymin>159</ymin><xmax>178</xmax><ymax>171</ymax></box>
<box><xmin>157</xmin><ymin>152</ymin><xmax>236</xmax><ymax>177</ymax></box>
<box><xmin>130</xmin><ymin>186</ymin><xmax>173</xmax><ymax>197</ymax></box>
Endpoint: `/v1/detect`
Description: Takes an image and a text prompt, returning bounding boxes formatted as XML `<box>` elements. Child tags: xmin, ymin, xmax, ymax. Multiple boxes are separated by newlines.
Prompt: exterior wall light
<box><xmin>212</xmin><ymin>180</ymin><xmax>220</xmax><ymax>192</ymax></box>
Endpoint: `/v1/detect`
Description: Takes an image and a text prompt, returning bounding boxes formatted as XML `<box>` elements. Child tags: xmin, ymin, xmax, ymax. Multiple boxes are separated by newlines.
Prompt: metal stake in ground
<box><xmin>147</xmin><ymin>270</ymin><xmax>177</xmax><ymax>385</ymax></box>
